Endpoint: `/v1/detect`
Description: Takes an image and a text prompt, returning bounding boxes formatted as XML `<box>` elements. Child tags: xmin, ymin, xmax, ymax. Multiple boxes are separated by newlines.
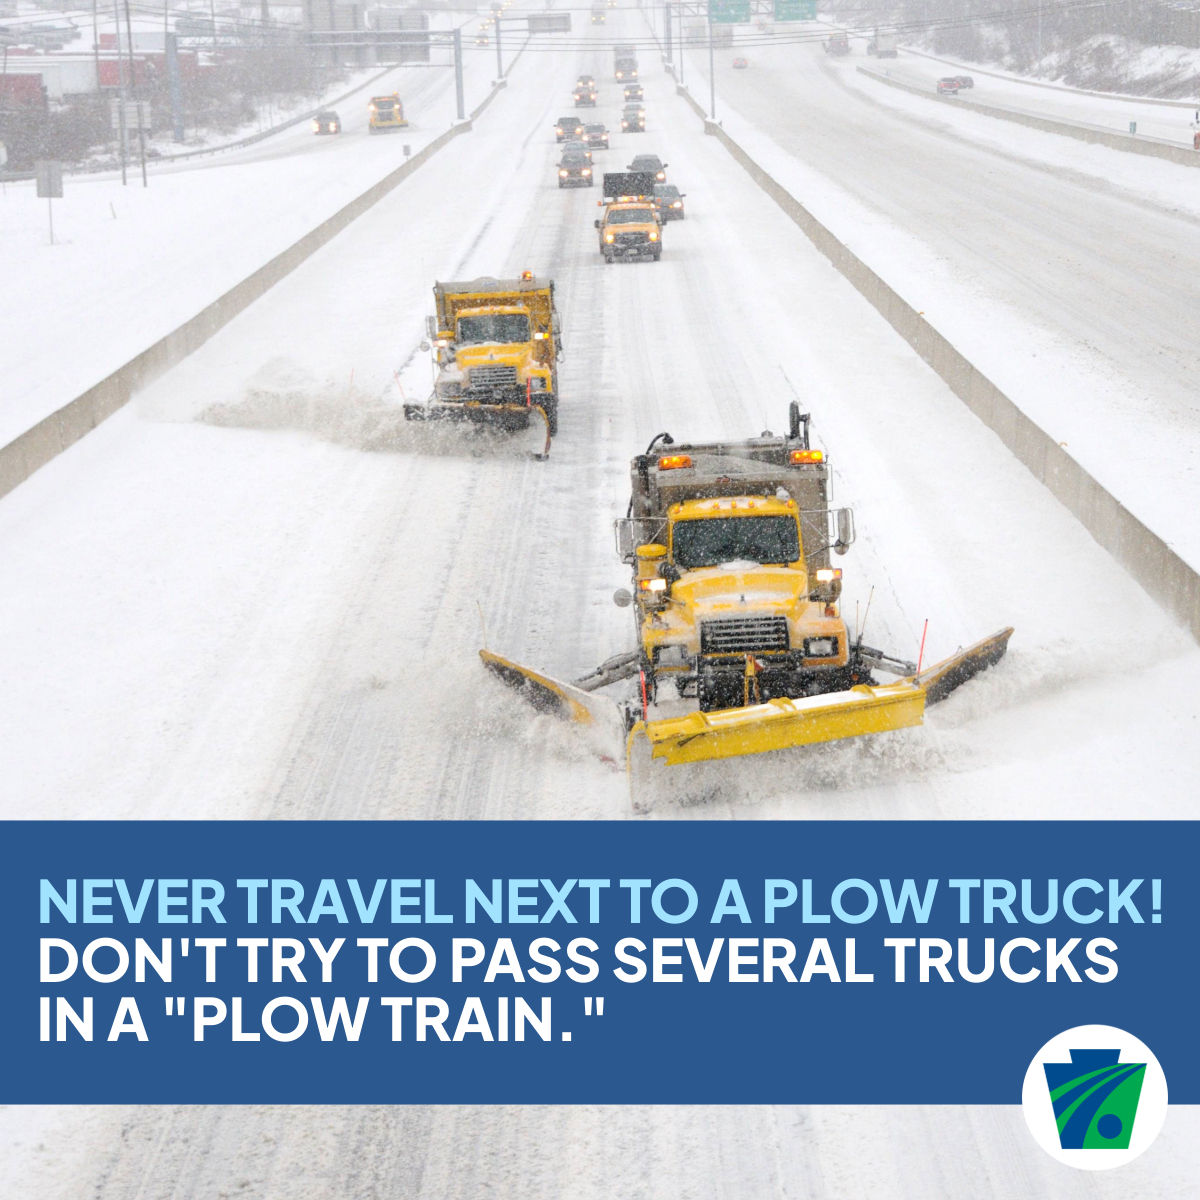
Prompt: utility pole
<box><xmin>453</xmin><ymin>27</ymin><xmax>464</xmax><ymax>120</ymax></box>
<box><xmin>112</xmin><ymin>0</ymin><xmax>127</xmax><ymax>184</ymax></box>
<box><xmin>495</xmin><ymin>17</ymin><xmax>503</xmax><ymax>80</ymax></box>
<box><xmin>122</xmin><ymin>0</ymin><xmax>147</xmax><ymax>186</ymax></box>
<box><xmin>707</xmin><ymin>7</ymin><xmax>715</xmax><ymax>120</ymax></box>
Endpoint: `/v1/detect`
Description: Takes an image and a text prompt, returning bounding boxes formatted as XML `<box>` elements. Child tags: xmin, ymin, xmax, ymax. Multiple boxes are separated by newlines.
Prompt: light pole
<box><xmin>707</xmin><ymin>6</ymin><xmax>715</xmax><ymax>120</ymax></box>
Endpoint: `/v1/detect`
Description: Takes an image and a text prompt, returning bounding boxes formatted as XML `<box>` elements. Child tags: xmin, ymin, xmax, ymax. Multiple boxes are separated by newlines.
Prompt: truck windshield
<box><xmin>673</xmin><ymin>516</ymin><xmax>800</xmax><ymax>568</ymax></box>
<box><xmin>457</xmin><ymin>314</ymin><xmax>531</xmax><ymax>344</ymax></box>
<box><xmin>607</xmin><ymin>209</ymin><xmax>654</xmax><ymax>224</ymax></box>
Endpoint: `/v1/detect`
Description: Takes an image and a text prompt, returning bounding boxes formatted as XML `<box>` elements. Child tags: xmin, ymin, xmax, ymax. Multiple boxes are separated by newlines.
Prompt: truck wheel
<box><xmin>543</xmin><ymin>396</ymin><xmax>559</xmax><ymax>436</ymax></box>
<box><xmin>652</xmin><ymin>249</ymin><xmax>662</xmax><ymax>261</ymax></box>
<box><xmin>603</xmin><ymin>252</ymin><xmax>614</xmax><ymax>264</ymax></box>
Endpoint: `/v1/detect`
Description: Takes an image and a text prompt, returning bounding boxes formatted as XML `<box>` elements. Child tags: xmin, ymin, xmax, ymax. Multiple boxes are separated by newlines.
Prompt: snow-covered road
<box><xmin>2</xmin><ymin>7</ymin><xmax>1198</xmax><ymax>1197</ymax></box>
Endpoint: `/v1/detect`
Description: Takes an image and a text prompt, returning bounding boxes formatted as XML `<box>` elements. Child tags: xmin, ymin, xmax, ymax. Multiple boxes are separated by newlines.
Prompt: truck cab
<box><xmin>615</xmin><ymin>418</ymin><xmax>857</xmax><ymax>710</ymax></box>
<box><xmin>413</xmin><ymin>275</ymin><xmax>563</xmax><ymax>434</ymax></box>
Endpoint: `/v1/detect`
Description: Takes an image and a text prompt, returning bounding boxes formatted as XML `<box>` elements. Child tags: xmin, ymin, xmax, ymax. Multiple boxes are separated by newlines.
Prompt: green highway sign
<box><xmin>774</xmin><ymin>0</ymin><xmax>816</xmax><ymax>18</ymax></box>
<box><xmin>708</xmin><ymin>0</ymin><xmax>750</xmax><ymax>23</ymax></box>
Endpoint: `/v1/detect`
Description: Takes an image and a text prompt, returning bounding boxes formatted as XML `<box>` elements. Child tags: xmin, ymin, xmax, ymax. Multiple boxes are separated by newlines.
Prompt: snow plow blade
<box><xmin>916</xmin><ymin>626</ymin><xmax>1013</xmax><ymax>705</ymax></box>
<box><xmin>480</xmin><ymin>650</ymin><xmax>611</xmax><ymax>726</ymax></box>
<box><xmin>628</xmin><ymin>681</ymin><xmax>927</xmax><ymax>767</ymax></box>
<box><xmin>628</xmin><ymin>627</ymin><xmax>1014</xmax><ymax>767</ymax></box>
<box><xmin>404</xmin><ymin>402</ymin><xmax>551</xmax><ymax>458</ymax></box>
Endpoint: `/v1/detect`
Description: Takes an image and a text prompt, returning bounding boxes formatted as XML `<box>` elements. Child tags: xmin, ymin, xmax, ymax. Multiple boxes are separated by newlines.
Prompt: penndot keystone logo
<box><xmin>1022</xmin><ymin>1025</ymin><xmax>1168</xmax><ymax>1169</ymax></box>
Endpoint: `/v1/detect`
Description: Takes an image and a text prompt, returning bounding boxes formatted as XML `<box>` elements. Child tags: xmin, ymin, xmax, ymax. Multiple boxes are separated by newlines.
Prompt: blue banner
<box><xmin>1</xmin><ymin>821</ymin><xmax>1194</xmax><ymax>1104</ymax></box>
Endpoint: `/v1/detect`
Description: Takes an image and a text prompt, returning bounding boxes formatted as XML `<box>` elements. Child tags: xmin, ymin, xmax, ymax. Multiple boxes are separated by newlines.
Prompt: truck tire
<box><xmin>603</xmin><ymin>251</ymin><xmax>614</xmax><ymax>264</ymax></box>
<box><xmin>543</xmin><ymin>396</ymin><xmax>559</xmax><ymax>436</ymax></box>
<box><xmin>652</xmin><ymin>249</ymin><xmax>662</xmax><ymax>261</ymax></box>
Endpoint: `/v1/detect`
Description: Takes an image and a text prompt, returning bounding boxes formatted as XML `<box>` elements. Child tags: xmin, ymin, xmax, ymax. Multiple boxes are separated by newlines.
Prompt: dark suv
<box><xmin>652</xmin><ymin>183</ymin><xmax>685</xmax><ymax>220</ymax></box>
<box><xmin>558</xmin><ymin>151</ymin><xmax>594</xmax><ymax>188</ymax></box>
<box><xmin>554</xmin><ymin>115</ymin><xmax>585</xmax><ymax>141</ymax></box>
<box><xmin>628</xmin><ymin>154</ymin><xmax>667</xmax><ymax>182</ymax></box>
<box><xmin>582</xmin><ymin>123</ymin><xmax>610</xmax><ymax>150</ymax></box>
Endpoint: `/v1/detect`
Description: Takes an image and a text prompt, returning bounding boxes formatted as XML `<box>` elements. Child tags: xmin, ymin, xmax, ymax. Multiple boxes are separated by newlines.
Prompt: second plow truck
<box><xmin>404</xmin><ymin>274</ymin><xmax>562</xmax><ymax>453</ymax></box>
<box><xmin>482</xmin><ymin>406</ymin><xmax>1012</xmax><ymax>776</ymax></box>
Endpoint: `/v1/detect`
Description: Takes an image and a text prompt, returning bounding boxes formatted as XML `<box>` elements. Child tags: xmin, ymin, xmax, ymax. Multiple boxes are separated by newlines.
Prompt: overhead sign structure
<box><xmin>774</xmin><ymin>0</ymin><xmax>815</xmax><ymax>18</ymax></box>
<box><xmin>708</xmin><ymin>0</ymin><xmax>750</xmax><ymax>23</ymax></box>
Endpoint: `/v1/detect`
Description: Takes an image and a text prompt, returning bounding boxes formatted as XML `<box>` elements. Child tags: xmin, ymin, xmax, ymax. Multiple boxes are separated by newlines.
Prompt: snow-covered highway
<box><xmin>2</xmin><ymin>7</ymin><xmax>1198</xmax><ymax>1197</ymax></box>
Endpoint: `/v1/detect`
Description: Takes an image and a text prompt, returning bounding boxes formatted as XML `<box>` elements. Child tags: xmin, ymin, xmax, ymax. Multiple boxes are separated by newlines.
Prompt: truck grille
<box><xmin>615</xmin><ymin>233</ymin><xmax>647</xmax><ymax>246</ymax></box>
<box><xmin>701</xmin><ymin>616</ymin><xmax>789</xmax><ymax>655</ymax></box>
<box><xmin>469</xmin><ymin>365</ymin><xmax>518</xmax><ymax>388</ymax></box>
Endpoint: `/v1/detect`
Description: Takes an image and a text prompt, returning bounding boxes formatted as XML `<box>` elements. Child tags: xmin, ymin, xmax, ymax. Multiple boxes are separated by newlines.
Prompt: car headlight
<box><xmin>582</xmin><ymin>168</ymin><xmax>591</xmax><ymax>175</ymax></box>
<box><xmin>672</xmin><ymin>201</ymin><xmax>681</xmax><ymax>208</ymax></box>
<box><xmin>559</xmin><ymin>169</ymin><xmax>568</xmax><ymax>177</ymax></box>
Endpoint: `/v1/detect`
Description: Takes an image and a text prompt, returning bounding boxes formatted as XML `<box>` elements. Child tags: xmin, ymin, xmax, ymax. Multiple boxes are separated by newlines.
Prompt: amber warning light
<box><xmin>658</xmin><ymin>454</ymin><xmax>693</xmax><ymax>470</ymax></box>
<box><xmin>790</xmin><ymin>449</ymin><xmax>824</xmax><ymax>464</ymax></box>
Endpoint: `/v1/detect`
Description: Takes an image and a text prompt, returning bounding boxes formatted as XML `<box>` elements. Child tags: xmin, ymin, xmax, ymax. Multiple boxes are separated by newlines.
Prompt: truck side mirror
<box><xmin>613</xmin><ymin>588</ymin><xmax>633</xmax><ymax>608</ymax></box>
<box><xmin>835</xmin><ymin>508</ymin><xmax>854</xmax><ymax>554</ymax></box>
<box><xmin>419</xmin><ymin>339</ymin><xmax>431</xmax><ymax>353</ymax></box>
<box><xmin>424</xmin><ymin>315</ymin><xmax>437</xmax><ymax>339</ymax></box>
<box><xmin>594</xmin><ymin>219</ymin><xmax>601</xmax><ymax>228</ymax></box>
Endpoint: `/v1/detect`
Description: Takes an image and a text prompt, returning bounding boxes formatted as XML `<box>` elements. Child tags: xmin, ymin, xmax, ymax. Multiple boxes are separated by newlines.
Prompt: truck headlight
<box><xmin>604</xmin><ymin>233</ymin><xmax>615</xmax><ymax>243</ymax></box>
<box><xmin>803</xmin><ymin>637</ymin><xmax>839</xmax><ymax>658</ymax></box>
<box><xmin>582</xmin><ymin>168</ymin><xmax>591</xmax><ymax>175</ymax></box>
<box><xmin>529</xmin><ymin>377</ymin><xmax>547</xmax><ymax>392</ymax></box>
<box><xmin>559</xmin><ymin>169</ymin><xmax>568</xmax><ymax>177</ymax></box>
<box><xmin>648</xmin><ymin>230</ymin><xmax>659</xmax><ymax>241</ymax></box>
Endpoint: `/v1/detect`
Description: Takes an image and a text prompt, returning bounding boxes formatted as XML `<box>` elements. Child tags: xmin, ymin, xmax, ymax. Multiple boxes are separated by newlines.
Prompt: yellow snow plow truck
<box><xmin>368</xmin><ymin>93</ymin><xmax>407</xmax><ymax>132</ymax></box>
<box><xmin>482</xmin><ymin>405</ymin><xmax>1011</xmax><ymax>769</ymax></box>
<box><xmin>404</xmin><ymin>275</ymin><xmax>563</xmax><ymax>449</ymax></box>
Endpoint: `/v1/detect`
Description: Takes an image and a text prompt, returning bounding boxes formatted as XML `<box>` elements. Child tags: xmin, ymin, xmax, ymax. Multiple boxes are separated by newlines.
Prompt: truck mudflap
<box><xmin>404</xmin><ymin>402</ymin><xmax>551</xmax><ymax>458</ymax></box>
<box><xmin>481</xmin><ymin>628</ymin><xmax>1012</xmax><ymax>769</ymax></box>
